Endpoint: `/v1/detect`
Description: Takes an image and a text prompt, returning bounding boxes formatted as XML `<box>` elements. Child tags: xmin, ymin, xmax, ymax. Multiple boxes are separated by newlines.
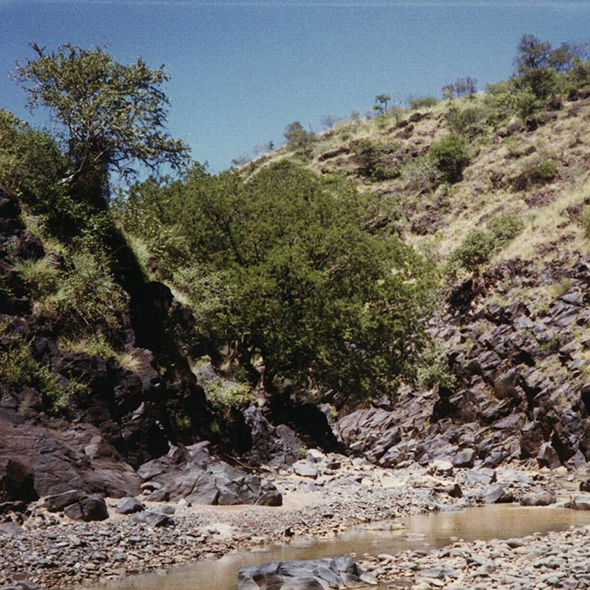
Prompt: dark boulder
<box><xmin>132</xmin><ymin>509</ymin><xmax>174</xmax><ymax>527</ymax></box>
<box><xmin>117</xmin><ymin>497</ymin><xmax>145</xmax><ymax>515</ymax></box>
<box><xmin>63</xmin><ymin>494</ymin><xmax>109</xmax><ymax>522</ymax></box>
<box><xmin>44</xmin><ymin>489</ymin><xmax>86</xmax><ymax>513</ymax></box>
<box><xmin>237</xmin><ymin>557</ymin><xmax>370</xmax><ymax>590</ymax></box>
<box><xmin>0</xmin><ymin>459</ymin><xmax>38</xmax><ymax>503</ymax></box>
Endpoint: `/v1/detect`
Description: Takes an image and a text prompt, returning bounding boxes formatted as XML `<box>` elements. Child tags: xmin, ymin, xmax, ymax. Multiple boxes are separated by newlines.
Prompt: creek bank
<box><xmin>0</xmin><ymin>450</ymin><xmax>579</xmax><ymax>590</ymax></box>
<box><xmin>361</xmin><ymin>524</ymin><xmax>590</xmax><ymax>589</ymax></box>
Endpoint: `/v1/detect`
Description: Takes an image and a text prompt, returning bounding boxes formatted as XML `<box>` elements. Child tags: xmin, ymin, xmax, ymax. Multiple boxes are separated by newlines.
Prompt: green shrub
<box><xmin>124</xmin><ymin>162</ymin><xmax>436</xmax><ymax>400</ymax></box>
<box><xmin>0</xmin><ymin>335</ymin><xmax>83</xmax><ymax>412</ymax></box>
<box><xmin>14</xmin><ymin>257</ymin><xmax>60</xmax><ymax>301</ymax></box>
<box><xmin>205</xmin><ymin>377</ymin><xmax>254</xmax><ymax>411</ymax></box>
<box><xmin>417</xmin><ymin>343</ymin><xmax>456</xmax><ymax>391</ymax></box>
<box><xmin>447</xmin><ymin>106</ymin><xmax>489</xmax><ymax>137</ymax></box>
<box><xmin>428</xmin><ymin>134</ymin><xmax>470</xmax><ymax>184</ymax></box>
<box><xmin>487</xmin><ymin>213</ymin><xmax>526</xmax><ymax>246</ymax></box>
<box><xmin>447</xmin><ymin>213</ymin><xmax>524</xmax><ymax>275</ymax></box>
<box><xmin>409</xmin><ymin>96</ymin><xmax>439</xmax><ymax>109</ymax></box>
<box><xmin>511</xmin><ymin>158</ymin><xmax>559</xmax><ymax>191</ymax></box>
<box><xmin>581</xmin><ymin>205</ymin><xmax>590</xmax><ymax>238</ymax></box>
<box><xmin>353</xmin><ymin>139</ymin><xmax>400</xmax><ymax>181</ymax></box>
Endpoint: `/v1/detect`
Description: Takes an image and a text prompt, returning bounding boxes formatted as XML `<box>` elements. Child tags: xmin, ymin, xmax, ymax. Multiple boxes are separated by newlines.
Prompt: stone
<box><xmin>520</xmin><ymin>491</ymin><xmax>556</xmax><ymax>506</ymax></box>
<box><xmin>452</xmin><ymin>449</ymin><xmax>476</xmax><ymax>469</ymax></box>
<box><xmin>132</xmin><ymin>510</ymin><xmax>174</xmax><ymax>527</ymax></box>
<box><xmin>482</xmin><ymin>484</ymin><xmax>511</xmax><ymax>504</ymax></box>
<box><xmin>117</xmin><ymin>497</ymin><xmax>145</xmax><ymax>515</ymax></box>
<box><xmin>44</xmin><ymin>489</ymin><xmax>86</xmax><ymax>512</ymax></box>
<box><xmin>0</xmin><ymin>459</ymin><xmax>38</xmax><ymax>503</ymax></box>
<box><xmin>292</xmin><ymin>460</ymin><xmax>319</xmax><ymax>479</ymax></box>
<box><xmin>63</xmin><ymin>494</ymin><xmax>109</xmax><ymax>522</ymax></box>
<box><xmin>237</xmin><ymin>557</ymin><xmax>370</xmax><ymax>590</ymax></box>
<box><xmin>537</xmin><ymin>443</ymin><xmax>562</xmax><ymax>470</ymax></box>
<box><xmin>568</xmin><ymin>495</ymin><xmax>590</xmax><ymax>510</ymax></box>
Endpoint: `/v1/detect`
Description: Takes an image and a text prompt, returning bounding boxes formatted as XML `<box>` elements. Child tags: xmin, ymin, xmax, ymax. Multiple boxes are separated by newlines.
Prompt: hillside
<box><xmin>4</xmin><ymin>37</ymin><xmax>590</xmax><ymax>589</ymax></box>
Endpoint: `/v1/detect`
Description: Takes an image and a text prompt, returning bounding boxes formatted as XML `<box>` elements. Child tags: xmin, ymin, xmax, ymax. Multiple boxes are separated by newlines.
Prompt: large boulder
<box><xmin>0</xmin><ymin>459</ymin><xmax>38</xmax><ymax>503</ymax></box>
<box><xmin>139</xmin><ymin>442</ymin><xmax>282</xmax><ymax>507</ymax></box>
<box><xmin>63</xmin><ymin>494</ymin><xmax>109</xmax><ymax>522</ymax></box>
<box><xmin>237</xmin><ymin>557</ymin><xmax>374</xmax><ymax>590</ymax></box>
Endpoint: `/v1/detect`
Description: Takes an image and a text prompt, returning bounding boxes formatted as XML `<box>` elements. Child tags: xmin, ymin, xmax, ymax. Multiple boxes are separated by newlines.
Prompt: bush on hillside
<box><xmin>353</xmin><ymin>139</ymin><xmax>401</xmax><ymax>181</ymax></box>
<box><xmin>122</xmin><ymin>162</ymin><xmax>436</xmax><ymax>400</ymax></box>
<box><xmin>409</xmin><ymin>96</ymin><xmax>439</xmax><ymax>110</ymax></box>
<box><xmin>447</xmin><ymin>213</ymin><xmax>524</xmax><ymax>275</ymax></box>
<box><xmin>510</xmin><ymin>158</ymin><xmax>560</xmax><ymax>191</ymax></box>
<box><xmin>428</xmin><ymin>134</ymin><xmax>470</xmax><ymax>184</ymax></box>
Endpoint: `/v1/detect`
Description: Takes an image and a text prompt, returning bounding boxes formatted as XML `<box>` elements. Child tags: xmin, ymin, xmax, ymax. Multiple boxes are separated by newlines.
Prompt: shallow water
<box><xmin>85</xmin><ymin>505</ymin><xmax>590</xmax><ymax>590</ymax></box>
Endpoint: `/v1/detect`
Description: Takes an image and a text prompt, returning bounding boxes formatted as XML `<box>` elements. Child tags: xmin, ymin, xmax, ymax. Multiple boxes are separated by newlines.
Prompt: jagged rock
<box><xmin>63</xmin><ymin>494</ymin><xmax>109</xmax><ymax>522</ymax></box>
<box><xmin>133</xmin><ymin>509</ymin><xmax>174</xmax><ymax>527</ymax></box>
<box><xmin>0</xmin><ymin>458</ymin><xmax>38</xmax><ymax>503</ymax></box>
<box><xmin>520</xmin><ymin>491</ymin><xmax>556</xmax><ymax>506</ymax></box>
<box><xmin>139</xmin><ymin>442</ymin><xmax>282</xmax><ymax>506</ymax></box>
<box><xmin>293</xmin><ymin>460</ymin><xmax>318</xmax><ymax>479</ymax></box>
<box><xmin>482</xmin><ymin>484</ymin><xmax>512</xmax><ymax>504</ymax></box>
<box><xmin>452</xmin><ymin>448</ymin><xmax>476</xmax><ymax>468</ymax></box>
<box><xmin>568</xmin><ymin>495</ymin><xmax>590</xmax><ymax>510</ymax></box>
<box><xmin>117</xmin><ymin>497</ymin><xmax>145</xmax><ymax>515</ymax></box>
<box><xmin>465</xmin><ymin>469</ymin><xmax>497</xmax><ymax>486</ymax></box>
<box><xmin>44</xmin><ymin>490</ymin><xmax>86</xmax><ymax>512</ymax></box>
<box><xmin>237</xmin><ymin>557</ymin><xmax>372</xmax><ymax>590</ymax></box>
<box><xmin>537</xmin><ymin>442</ymin><xmax>562</xmax><ymax>470</ymax></box>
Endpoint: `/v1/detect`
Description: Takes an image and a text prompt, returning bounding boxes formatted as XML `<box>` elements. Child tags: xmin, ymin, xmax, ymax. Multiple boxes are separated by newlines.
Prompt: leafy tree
<box><xmin>373</xmin><ymin>93</ymin><xmax>391</xmax><ymax>115</ymax></box>
<box><xmin>428</xmin><ymin>134</ymin><xmax>470</xmax><ymax>184</ymax></box>
<box><xmin>283</xmin><ymin>121</ymin><xmax>315</xmax><ymax>153</ymax></box>
<box><xmin>123</xmin><ymin>163</ymin><xmax>435</xmax><ymax>400</ymax></box>
<box><xmin>0</xmin><ymin>109</ymin><xmax>64</xmax><ymax>199</ymax></box>
<box><xmin>14</xmin><ymin>43</ymin><xmax>189</xmax><ymax>203</ymax></box>
<box><xmin>453</xmin><ymin>77</ymin><xmax>478</xmax><ymax>98</ymax></box>
<box><xmin>515</xmin><ymin>34</ymin><xmax>552</xmax><ymax>74</ymax></box>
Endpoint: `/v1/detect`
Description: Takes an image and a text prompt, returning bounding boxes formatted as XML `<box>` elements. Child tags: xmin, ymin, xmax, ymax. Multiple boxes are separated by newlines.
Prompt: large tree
<box><xmin>121</xmin><ymin>162</ymin><xmax>436</xmax><ymax>400</ymax></box>
<box><xmin>15</xmin><ymin>43</ymin><xmax>189</xmax><ymax>201</ymax></box>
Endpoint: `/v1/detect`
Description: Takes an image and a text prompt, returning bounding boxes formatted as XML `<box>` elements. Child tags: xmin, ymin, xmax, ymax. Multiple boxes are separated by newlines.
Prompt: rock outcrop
<box><xmin>336</xmin><ymin>256</ymin><xmax>590</xmax><ymax>472</ymax></box>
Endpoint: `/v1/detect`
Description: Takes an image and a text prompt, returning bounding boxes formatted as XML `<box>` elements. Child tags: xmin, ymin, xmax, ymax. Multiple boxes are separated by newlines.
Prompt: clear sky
<box><xmin>1</xmin><ymin>0</ymin><xmax>590</xmax><ymax>171</ymax></box>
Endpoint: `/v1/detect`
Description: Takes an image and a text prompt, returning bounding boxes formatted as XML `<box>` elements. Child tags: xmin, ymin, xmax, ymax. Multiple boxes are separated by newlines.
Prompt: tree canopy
<box><xmin>120</xmin><ymin>162</ymin><xmax>436</xmax><ymax>400</ymax></box>
<box><xmin>15</xmin><ymin>43</ymin><xmax>189</xmax><ymax>199</ymax></box>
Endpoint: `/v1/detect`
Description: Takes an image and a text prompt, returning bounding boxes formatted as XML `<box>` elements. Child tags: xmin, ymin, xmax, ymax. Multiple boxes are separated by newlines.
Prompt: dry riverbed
<box><xmin>0</xmin><ymin>452</ymin><xmax>585</xmax><ymax>590</ymax></box>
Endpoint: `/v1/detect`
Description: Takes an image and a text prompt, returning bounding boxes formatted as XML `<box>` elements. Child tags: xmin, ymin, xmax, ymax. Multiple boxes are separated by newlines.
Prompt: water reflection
<box><xmin>83</xmin><ymin>505</ymin><xmax>590</xmax><ymax>590</ymax></box>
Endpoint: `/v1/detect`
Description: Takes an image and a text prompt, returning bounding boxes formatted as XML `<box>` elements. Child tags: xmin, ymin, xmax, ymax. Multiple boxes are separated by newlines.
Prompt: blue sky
<box><xmin>1</xmin><ymin>0</ymin><xmax>589</xmax><ymax>170</ymax></box>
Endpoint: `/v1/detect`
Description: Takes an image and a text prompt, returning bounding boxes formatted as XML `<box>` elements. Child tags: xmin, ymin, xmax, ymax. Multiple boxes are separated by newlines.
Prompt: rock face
<box><xmin>138</xmin><ymin>441</ymin><xmax>282</xmax><ymax>506</ymax></box>
<box><xmin>237</xmin><ymin>557</ymin><xmax>373</xmax><ymax>590</ymax></box>
<box><xmin>0</xmin><ymin>185</ymin><xmax>210</xmax><ymax>503</ymax></box>
<box><xmin>336</xmin><ymin>256</ymin><xmax>590</xmax><ymax>473</ymax></box>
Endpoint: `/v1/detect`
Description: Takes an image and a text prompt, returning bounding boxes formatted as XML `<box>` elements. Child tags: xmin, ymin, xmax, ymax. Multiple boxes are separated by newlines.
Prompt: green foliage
<box><xmin>205</xmin><ymin>377</ymin><xmax>254</xmax><ymax>411</ymax></box>
<box><xmin>446</xmin><ymin>106</ymin><xmax>490</xmax><ymax>137</ymax></box>
<box><xmin>580</xmin><ymin>205</ymin><xmax>590</xmax><ymax>238</ymax></box>
<box><xmin>123</xmin><ymin>162</ymin><xmax>435</xmax><ymax>400</ymax></box>
<box><xmin>15</xmin><ymin>43</ymin><xmax>189</xmax><ymax>198</ymax></box>
<box><xmin>428</xmin><ymin>134</ymin><xmax>470</xmax><ymax>184</ymax></box>
<box><xmin>373</xmin><ymin>93</ymin><xmax>391</xmax><ymax>115</ymax></box>
<box><xmin>0</xmin><ymin>332</ymin><xmax>83</xmax><ymax>412</ymax></box>
<box><xmin>284</xmin><ymin>121</ymin><xmax>316</xmax><ymax>155</ymax></box>
<box><xmin>511</xmin><ymin>158</ymin><xmax>560</xmax><ymax>191</ymax></box>
<box><xmin>417</xmin><ymin>343</ymin><xmax>456</xmax><ymax>391</ymax></box>
<box><xmin>353</xmin><ymin>139</ymin><xmax>400</xmax><ymax>181</ymax></box>
<box><xmin>0</xmin><ymin>109</ymin><xmax>65</xmax><ymax>201</ymax></box>
<box><xmin>13</xmin><ymin>257</ymin><xmax>60</xmax><ymax>301</ymax></box>
<box><xmin>447</xmin><ymin>213</ymin><xmax>524</xmax><ymax>275</ymax></box>
<box><xmin>408</xmin><ymin>96</ymin><xmax>439</xmax><ymax>109</ymax></box>
<box><xmin>487</xmin><ymin>213</ymin><xmax>526</xmax><ymax>246</ymax></box>
<box><xmin>515</xmin><ymin>34</ymin><xmax>553</xmax><ymax>74</ymax></box>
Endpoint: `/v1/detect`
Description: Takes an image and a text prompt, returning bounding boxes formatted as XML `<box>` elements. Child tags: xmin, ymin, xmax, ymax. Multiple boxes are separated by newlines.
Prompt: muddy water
<box><xmin>87</xmin><ymin>505</ymin><xmax>590</xmax><ymax>590</ymax></box>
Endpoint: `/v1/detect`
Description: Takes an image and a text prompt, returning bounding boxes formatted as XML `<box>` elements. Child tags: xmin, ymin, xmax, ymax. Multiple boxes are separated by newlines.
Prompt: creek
<box><xmin>83</xmin><ymin>504</ymin><xmax>590</xmax><ymax>590</ymax></box>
